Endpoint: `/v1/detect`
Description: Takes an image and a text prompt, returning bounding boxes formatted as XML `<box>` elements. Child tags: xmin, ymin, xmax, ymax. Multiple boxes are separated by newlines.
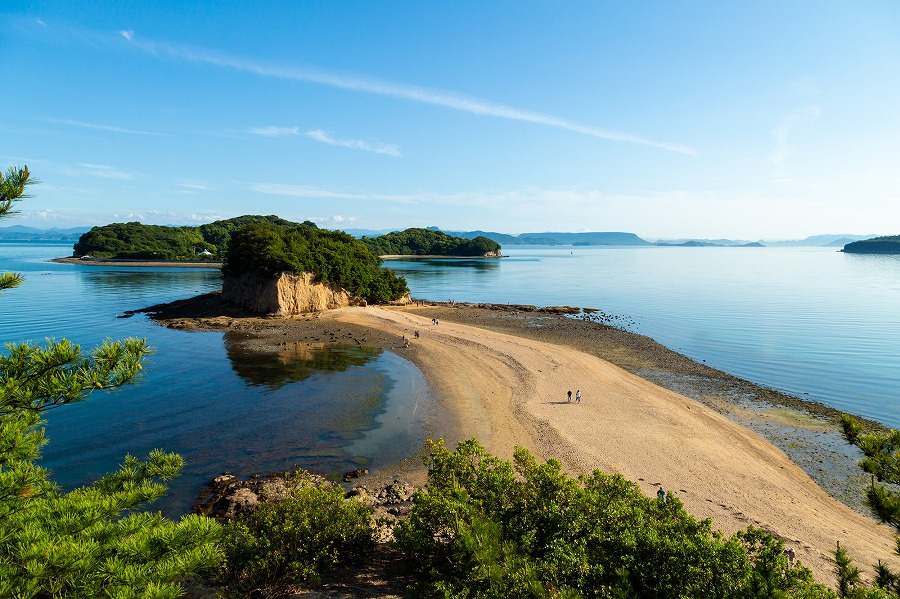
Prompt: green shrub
<box><xmin>394</xmin><ymin>439</ymin><xmax>833</xmax><ymax>598</ymax></box>
<box><xmin>216</xmin><ymin>476</ymin><xmax>374</xmax><ymax>598</ymax></box>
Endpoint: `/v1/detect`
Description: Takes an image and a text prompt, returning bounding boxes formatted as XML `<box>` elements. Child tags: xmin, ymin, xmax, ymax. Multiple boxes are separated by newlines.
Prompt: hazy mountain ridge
<box><xmin>0</xmin><ymin>225</ymin><xmax>92</xmax><ymax>240</ymax></box>
<box><xmin>3</xmin><ymin>225</ymin><xmax>881</xmax><ymax>248</ymax></box>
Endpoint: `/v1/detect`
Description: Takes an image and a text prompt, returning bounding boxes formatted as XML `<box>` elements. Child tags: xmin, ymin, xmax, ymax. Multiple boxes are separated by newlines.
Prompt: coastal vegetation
<box><xmin>842</xmin><ymin>235</ymin><xmax>900</xmax><ymax>255</ymax></box>
<box><xmin>362</xmin><ymin>227</ymin><xmax>501</xmax><ymax>256</ymax></box>
<box><xmin>222</xmin><ymin>221</ymin><xmax>409</xmax><ymax>303</ymax></box>
<box><xmin>214</xmin><ymin>472</ymin><xmax>374</xmax><ymax>597</ymax></box>
<box><xmin>72</xmin><ymin>215</ymin><xmax>299</xmax><ymax>260</ymax></box>
<box><xmin>839</xmin><ymin>415</ymin><xmax>900</xmax><ymax>596</ymax></box>
<box><xmin>1</xmin><ymin>166</ymin><xmax>225</xmax><ymax>597</ymax></box>
<box><xmin>393</xmin><ymin>439</ymin><xmax>831</xmax><ymax>598</ymax></box>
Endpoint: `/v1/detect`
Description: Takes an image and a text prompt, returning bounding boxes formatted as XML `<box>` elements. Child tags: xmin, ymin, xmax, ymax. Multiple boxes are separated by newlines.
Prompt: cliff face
<box><xmin>222</xmin><ymin>271</ymin><xmax>366</xmax><ymax>315</ymax></box>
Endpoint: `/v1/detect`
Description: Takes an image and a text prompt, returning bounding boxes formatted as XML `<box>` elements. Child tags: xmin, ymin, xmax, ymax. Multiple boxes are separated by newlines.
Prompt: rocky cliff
<box><xmin>222</xmin><ymin>271</ymin><xmax>367</xmax><ymax>315</ymax></box>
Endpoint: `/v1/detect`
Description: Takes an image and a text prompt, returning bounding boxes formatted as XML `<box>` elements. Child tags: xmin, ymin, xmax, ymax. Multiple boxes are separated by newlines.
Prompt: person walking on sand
<box><xmin>575</xmin><ymin>389</ymin><xmax>581</xmax><ymax>403</ymax></box>
<box><xmin>567</xmin><ymin>390</ymin><xmax>572</xmax><ymax>403</ymax></box>
<box><xmin>657</xmin><ymin>487</ymin><xmax>666</xmax><ymax>502</ymax></box>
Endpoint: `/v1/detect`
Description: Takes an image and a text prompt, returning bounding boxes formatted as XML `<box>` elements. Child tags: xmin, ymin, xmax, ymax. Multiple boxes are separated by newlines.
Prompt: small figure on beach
<box><xmin>575</xmin><ymin>389</ymin><xmax>581</xmax><ymax>403</ymax></box>
<box><xmin>567</xmin><ymin>390</ymin><xmax>573</xmax><ymax>403</ymax></box>
<box><xmin>414</xmin><ymin>330</ymin><xmax>420</xmax><ymax>339</ymax></box>
<box><xmin>657</xmin><ymin>487</ymin><xmax>666</xmax><ymax>502</ymax></box>
<box><xmin>431</xmin><ymin>317</ymin><xmax>436</xmax><ymax>325</ymax></box>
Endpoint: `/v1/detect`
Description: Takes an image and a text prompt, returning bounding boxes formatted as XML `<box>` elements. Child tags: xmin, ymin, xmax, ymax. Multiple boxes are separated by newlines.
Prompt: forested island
<box><xmin>222</xmin><ymin>221</ymin><xmax>409</xmax><ymax>305</ymax></box>
<box><xmin>71</xmin><ymin>218</ymin><xmax>502</xmax><ymax>261</ymax></box>
<box><xmin>72</xmin><ymin>215</ymin><xmax>298</xmax><ymax>260</ymax></box>
<box><xmin>361</xmin><ymin>227</ymin><xmax>501</xmax><ymax>257</ymax></box>
<box><xmin>842</xmin><ymin>235</ymin><xmax>900</xmax><ymax>254</ymax></box>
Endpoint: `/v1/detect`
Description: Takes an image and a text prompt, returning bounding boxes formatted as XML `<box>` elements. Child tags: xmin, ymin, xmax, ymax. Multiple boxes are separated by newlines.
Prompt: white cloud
<box><xmin>119</xmin><ymin>29</ymin><xmax>134</xmax><ymax>41</ymax></box>
<box><xmin>771</xmin><ymin>105</ymin><xmax>822</xmax><ymax>184</ymax></box>
<box><xmin>177</xmin><ymin>182</ymin><xmax>213</xmax><ymax>190</ymax></box>
<box><xmin>305</xmin><ymin>130</ymin><xmax>401</xmax><ymax>157</ymax></box>
<box><xmin>248</xmin><ymin>125</ymin><xmax>300</xmax><ymax>137</ymax></box>
<box><xmin>78</xmin><ymin>163</ymin><xmax>134</xmax><ymax>180</ymax></box>
<box><xmin>53</xmin><ymin>118</ymin><xmax>166</xmax><ymax>136</ymax></box>
<box><xmin>118</xmin><ymin>35</ymin><xmax>695</xmax><ymax>155</ymax></box>
<box><xmin>247</xmin><ymin>183</ymin><xmax>363</xmax><ymax>200</ymax></box>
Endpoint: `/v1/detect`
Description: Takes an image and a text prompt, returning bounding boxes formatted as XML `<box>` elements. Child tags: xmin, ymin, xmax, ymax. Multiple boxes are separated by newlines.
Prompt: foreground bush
<box><xmin>215</xmin><ymin>474</ymin><xmax>374</xmax><ymax>598</ymax></box>
<box><xmin>394</xmin><ymin>439</ymin><xmax>832</xmax><ymax>598</ymax></box>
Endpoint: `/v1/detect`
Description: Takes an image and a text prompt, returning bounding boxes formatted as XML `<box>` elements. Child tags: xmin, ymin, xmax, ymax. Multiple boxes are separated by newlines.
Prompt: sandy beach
<box><xmin>145</xmin><ymin>295</ymin><xmax>898</xmax><ymax>585</ymax></box>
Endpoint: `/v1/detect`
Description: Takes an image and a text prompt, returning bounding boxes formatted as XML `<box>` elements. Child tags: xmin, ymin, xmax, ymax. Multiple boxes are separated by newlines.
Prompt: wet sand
<box><xmin>143</xmin><ymin>293</ymin><xmax>898</xmax><ymax>584</ymax></box>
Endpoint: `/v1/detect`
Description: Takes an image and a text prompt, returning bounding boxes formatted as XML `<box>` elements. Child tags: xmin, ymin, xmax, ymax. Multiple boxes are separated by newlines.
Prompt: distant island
<box><xmin>361</xmin><ymin>227</ymin><xmax>501</xmax><ymax>257</ymax></box>
<box><xmin>842</xmin><ymin>235</ymin><xmax>900</xmax><ymax>254</ymax></box>
<box><xmin>71</xmin><ymin>215</ymin><xmax>297</xmax><ymax>260</ymax></box>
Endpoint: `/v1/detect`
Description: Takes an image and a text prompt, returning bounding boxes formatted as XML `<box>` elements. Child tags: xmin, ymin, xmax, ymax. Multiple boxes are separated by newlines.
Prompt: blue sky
<box><xmin>3</xmin><ymin>1</ymin><xmax>899</xmax><ymax>239</ymax></box>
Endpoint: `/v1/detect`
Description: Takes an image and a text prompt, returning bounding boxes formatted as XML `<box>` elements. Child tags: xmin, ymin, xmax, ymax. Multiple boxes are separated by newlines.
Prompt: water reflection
<box><xmin>79</xmin><ymin>268</ymin><xmax>222</xmax><ymax>295</ymax></box>
<box><xmin>224</xmin><ymin>335</ymin><xmax>383</xmax><ymax>390</ymax></box>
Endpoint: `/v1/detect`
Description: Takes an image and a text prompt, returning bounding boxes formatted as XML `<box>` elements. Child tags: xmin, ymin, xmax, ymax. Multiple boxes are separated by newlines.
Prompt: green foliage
<box><xmin>74</xmin><ymin>221</ymin><xmax>215</xmax><ymax>260</ymax></box>
<box><xmin>1</xmin><ymin>166</ymin><xmax>225</xmax><ymax>597</ymax></box>
<box><xmin>0</xmin><ymin>337</ymin><xmax>226</xmax><ymax>597</ymax></box>
<box><xmin>363</xmin><ymin>227</ymin><xmax>502</xmax><ymax>257</ymax></box>
<box><xmin>1</xmin><ymin>164</ymin><xmax>37</xmax><ymax>292</ymax></box>
<box><xmin>394</xmin><ymin>439</ymin><xmax>832</xmax><ymax>598</ymax></box>
<box><xmin>216</xmin><ymin>474</ymin><xmax>374</xmax><ymax>597</ymax></box>
<box><xmin>72</xmin><ymin>215</ymin><xmax>310</xmax><ymax>261</ymax></box>
<box><xmin>223</xmin><ymin>222</ymin><xmax>409</xmax><ymax>303</ymax></box>
<box><xmin>843</xmin><ymin>236</ymin><xmax>900</xmax><ymax>255</ymax></box>
<box><xmin>198</xmin><ymin>214</ymin><xmax>300</xmax><ymax>259</ymax></box>
<box><xmin>840</xmin><ymin>415</ymin><xmax>900</xmax><ymax>527</ymax></box>
<box><xmin>837</xmin><ymin>415</ymin><xmax>900</xmax><ymax>598</ymax></box>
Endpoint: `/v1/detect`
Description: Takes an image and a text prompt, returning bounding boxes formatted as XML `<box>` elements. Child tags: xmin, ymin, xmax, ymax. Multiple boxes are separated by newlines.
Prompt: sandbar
<box><xmin>144</xmin><ymin>295</ymin><xmax>898</xmax><ymax>584</ymax></box>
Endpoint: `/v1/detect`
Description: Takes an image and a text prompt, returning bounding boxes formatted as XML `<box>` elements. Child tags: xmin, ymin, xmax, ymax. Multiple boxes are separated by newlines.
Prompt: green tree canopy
<box><xmin>362</xmin><ymin>228</ymin><xmax>501</xmax><ymax>257</ymax></box>
<box><xmin>223</xmin><ymin>222</ymin><xmax>409</xmax><ymax>303</ymax></box>
<box><xmin>843</xmin><ymin>236</ymin><xmax>900</xmax><ymax>255</ymax></box>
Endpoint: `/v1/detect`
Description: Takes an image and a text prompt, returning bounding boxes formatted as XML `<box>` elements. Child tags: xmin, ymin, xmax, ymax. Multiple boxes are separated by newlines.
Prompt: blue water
<box><xmin>3</xmin><ymin>241</ymin><xmax>900</xmax><ymax>515</ymax></box>
<box><xmin>387</xmin><ymin>246</ymin><xmax>900</xmax><ymax>428</ymax></box>
<box><xmin>0</xmin><ymin>241</ymin><xmax>425</xmax><ymax>515</ymax></box>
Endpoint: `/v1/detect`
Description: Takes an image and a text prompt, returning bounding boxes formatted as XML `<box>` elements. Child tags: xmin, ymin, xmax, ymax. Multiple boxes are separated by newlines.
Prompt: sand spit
<box><xmin>144</xmin><ymin>295</ymin><xmax>898</xmax><ymax>584</ymax></box>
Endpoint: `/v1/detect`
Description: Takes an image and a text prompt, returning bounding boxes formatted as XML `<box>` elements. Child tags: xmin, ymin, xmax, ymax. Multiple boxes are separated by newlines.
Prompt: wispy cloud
<box><xmin>305</xmin><ymin>130</ymin><xmax>401</xmax><ymax>157</ymax></box>
<box><xmin>177</xmin><ymin>182</ymin><xmax>214</xmax><ymax>191</ymax></box>
<box><xmin>771</xmin><ymin>105</ymin><xmax>822</xmax><ymax>184</ymax></box>
<box><xmin>115</xmin><ymin>33</ymin><xmax>694</xmax><ymax>155</ymax></box>
<box><xmin>247</xmin><ymin>183</ymin><xmax>364</xmax><ymax>200</ymax></box>
<box><xmin>248</xmin><ymin>125</ymin><xmax>301</xmax><ymax>137</ymax></box>
<box><xmin>52</xmin><ymin>118</ymin><xmax>167</xmax><ymax>136</ymax></box>
<box><xmin>78</xmin><ymin>163</ymin><xmax>135</xmax><ymax>180</ymax></box>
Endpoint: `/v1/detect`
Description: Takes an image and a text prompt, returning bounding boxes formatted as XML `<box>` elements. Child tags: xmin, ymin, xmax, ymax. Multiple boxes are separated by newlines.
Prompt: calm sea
<box><xmin>387</xmin><ymin>246</ymin><xmax>900</xmax><ymax>428</ymax></box>
<box><xmin>0</xmin><ymin>241</ymin><xmax>425</xmax><ymax>515</ymax></box>
<box><xmin>2</xmin><ymin>241</ymin><xmax>899</xmax><ymax>514</ymax></box>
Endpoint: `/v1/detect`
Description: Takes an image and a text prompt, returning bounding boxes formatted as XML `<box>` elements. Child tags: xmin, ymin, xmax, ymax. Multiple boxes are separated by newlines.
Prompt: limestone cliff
<box><xmin>222</xmin><ymin>271</ymin><xmax>366</xmax><ymax>315</ymax></box>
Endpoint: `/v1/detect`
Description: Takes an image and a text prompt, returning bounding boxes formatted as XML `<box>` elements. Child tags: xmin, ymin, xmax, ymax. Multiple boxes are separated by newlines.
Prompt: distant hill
<box><xmin>842</xmin><ymin>235</ymin><xmax>900</xmax><ymax>254</ymax></box>
<box><xmin>655</xmin><ymin>240</ymin><xmax>765</xmax><ymax>248</ymax></box>
<box><xmin>765</xmin><ymin>234</ymin><xmax>877</xmax><ymax>247</ymax></box>
<box><xmin>516</xmin><ymin>231</ymin><xmax>651</xmax><ymax>246</ymax></box>
<box><xmin>0</xmin><ymin>225</ymin><xmax>91</xmax><ymax>240</ymax></box>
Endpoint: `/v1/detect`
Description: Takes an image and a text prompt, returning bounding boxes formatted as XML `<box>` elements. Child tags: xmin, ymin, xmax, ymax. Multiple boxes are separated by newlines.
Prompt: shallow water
<box><xmin>0</xmin><ymin>241</ymin><xmax>425</xmax><ymax>515</ymax></box>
